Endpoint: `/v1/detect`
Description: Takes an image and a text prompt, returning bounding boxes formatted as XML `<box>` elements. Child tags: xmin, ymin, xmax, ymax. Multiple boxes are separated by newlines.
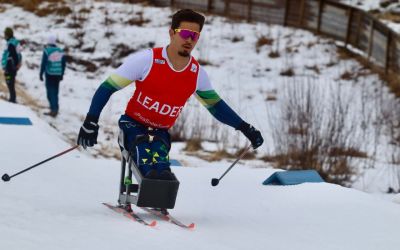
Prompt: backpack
<box><xmin>1</xmin><ymin>38</ymin><xmax>22</xmax><ymax>70</ymax></box>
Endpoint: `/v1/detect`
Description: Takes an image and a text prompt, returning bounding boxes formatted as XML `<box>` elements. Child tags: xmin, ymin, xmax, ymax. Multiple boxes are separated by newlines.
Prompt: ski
<box><xmin>139</xmin><ymin>207</ymin><xmax>195</xmax><ymax>230</ymax></box>
<box><xmin>102</xmin><ymin>203</ymin><xmax>157</xmax><ymax>227</ymax></box>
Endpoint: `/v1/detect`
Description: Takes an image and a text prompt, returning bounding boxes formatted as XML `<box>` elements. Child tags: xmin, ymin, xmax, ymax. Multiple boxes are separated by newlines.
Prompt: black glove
<box><xmin>77</xmin><ymin>115</ymin><xmax>99</xmax><ymax>149</ymax></box>
<box><xmin>238</xmin><ymin>121</ymin><xmax>264</xmax><ymax>149</ymax></box>
<box><xmin>39</xmin><ymin>74</ymin><xmax>43</xmax><ymax>81</ymax></box>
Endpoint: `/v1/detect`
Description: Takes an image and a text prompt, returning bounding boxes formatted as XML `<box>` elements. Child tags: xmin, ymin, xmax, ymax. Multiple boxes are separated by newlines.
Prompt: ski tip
<box><xmin>188</xmin><ymin>223</ymin><xmax>195</xmax><ymax>230</ymax></box>
<box><xmin>149</xmin><ymin>220</ymin><xmax>157</xmax><ymax>227</ymax></box>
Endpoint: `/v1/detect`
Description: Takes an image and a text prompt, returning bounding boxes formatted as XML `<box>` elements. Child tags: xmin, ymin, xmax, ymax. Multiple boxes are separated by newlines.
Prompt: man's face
<box><xmin>169</xmin><ymin>21</ymin><xmax>201</xmax><ymax>57</ymax></box>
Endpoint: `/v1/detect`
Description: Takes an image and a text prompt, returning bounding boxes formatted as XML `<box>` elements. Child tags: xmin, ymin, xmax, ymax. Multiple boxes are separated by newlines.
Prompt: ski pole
<box><xmin>211</xmin><ymin>144</ymin><xmax>253</xmax><ymax>187</ymax></box>
<box><xmin>2</xmin><ymin>145</ymin><xmax>79</xmax><ymax>182</ymax></box>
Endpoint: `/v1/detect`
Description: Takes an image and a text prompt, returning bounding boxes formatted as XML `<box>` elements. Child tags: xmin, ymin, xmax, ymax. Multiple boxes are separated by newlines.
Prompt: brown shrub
<box><xmin>125</xmin><ymin>12</ymin><xmax>150</xmax><ymax>26</ymax></box>
<box><xmin>206</xmin><ymin>149</ymin><xmax>234</xmax><ymax>161</ymax></box>
<box><xmin>340</xmin><ymin>71</ymin><xmax>353</xmax><ymax>80</ymax></box>
<box><xmin>232</xmin><ymin>36</ymin><xmax>244</xmax><ymax>43</ymax></box>
<box><xmin>256</xmin><ymin>36</ymin><xmax>273</xmax><ymax>52</ymax></box>
<box><xmin>235</xmin><ymin>147</ymin><xmax>256</xmax><ymax>160</ymax></box>
<box><xmin>266</xmin><ymin>95</ymin><xmax>277</xmax><ymax>101</ymax></box>
<box><xmin>268</xmin><ymin>51</ymin><xmax>280</xmax><ymax>58</ymax></box>
<box><xmin>266</xmin><ymin>79</ymin><xmax>361</xmax><ymax>186</ymax></box>
<box><xmin>305</xmin><ymin>65</ymin><xmax>320</xmax><ymax>74</ymax></box>
<box><xmin>66</xmin><ymin>55</ymin><xmax>98</xmax><ymax>72</ymax></box>
<box><xmin>328</xmin><ymin>147</ymin><xmax>368</xmax><ymax>158</ymax></box>
<box><xmin>35</xmin><ymin>5</ymin><xmax>72</xmax><ymax>17</ymax></box>
<box><xmin>280</xmin><ymin>68</ymin><xmax>295</xmax><ymax>77</ymax></box>
<box><xmin>197</xmin><ymin>59</ymin><xmax>213</xmax><ymax>66</ymax></box>
<box><xmin>183</xmin><ymin>138</ymin><xmax>203</xmax><ymax>152</ymax></box>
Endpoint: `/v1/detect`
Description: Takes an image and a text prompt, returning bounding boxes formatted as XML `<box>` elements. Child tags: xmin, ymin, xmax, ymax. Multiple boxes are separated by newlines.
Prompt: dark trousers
<box><xmin>5</xmin><ymin>72</ymin><xmax>16</xmax><ymax>103</ymax></box>
<box><xmin>118</xmin><ymin>115</ymin><xmax>171</xmax><ymax>176</ymax></box>
<box><xmin>45</xmin><ymin>74</ymin><xmax>61</xmax><ymax>112</ymax></box>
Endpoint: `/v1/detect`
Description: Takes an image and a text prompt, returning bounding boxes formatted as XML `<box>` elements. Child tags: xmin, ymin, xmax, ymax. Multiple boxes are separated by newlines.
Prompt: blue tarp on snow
<box><xmin>170</xmin><ymin>159</ymin><xmax>182</xmax><ymax>167</ymax></box>
<box><xmin>263</xmin><ymin>170</ymin><xmax>324</xmax><ymax>185</ymax></box>
<box><xmin>0</xmin><ymin>117</ymin><xmax>32</xmax><ymax>126</ymax></box>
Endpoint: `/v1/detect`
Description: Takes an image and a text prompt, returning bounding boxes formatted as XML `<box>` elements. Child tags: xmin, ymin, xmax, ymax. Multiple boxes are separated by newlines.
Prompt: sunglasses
<box><xmin>174</xmin><ymin>29</ymin><xmax>200</xmax><ymax>42</ymax></box>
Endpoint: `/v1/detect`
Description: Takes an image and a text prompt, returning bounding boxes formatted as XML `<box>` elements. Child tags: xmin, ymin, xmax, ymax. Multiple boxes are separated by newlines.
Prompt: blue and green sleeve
<box><xmin>195</xmin><ymin>90</ymin><xmax>243</xmax><ymax>129</ymax></box>
<box><xmin>87</xmin><ymin>74</ymin><xmax>132</xmax><ymax>121</ymax></box>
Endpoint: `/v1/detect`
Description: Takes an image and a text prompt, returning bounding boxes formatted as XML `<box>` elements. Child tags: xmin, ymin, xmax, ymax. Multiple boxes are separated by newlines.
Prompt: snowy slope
<box><xmin>1</xmin><ymin>100</ymin><xmax>400</xmax><ymax>250</ymax></box>
<box><xmin>2</xmin><ymin>0</ymin><xmax>400</xmax><ymax>194</ymax></box>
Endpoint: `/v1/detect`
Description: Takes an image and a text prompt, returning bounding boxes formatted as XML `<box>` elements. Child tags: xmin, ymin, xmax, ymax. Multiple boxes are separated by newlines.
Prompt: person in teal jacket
<box><xmin>2</xmin><ymin>27</ymin><xmax>22</xmax><ymax>103</ymax></box>
<box><xmin>40</xmin><ymin>35</ymin><xmax>66</xmax><ymax>117</ymax></box>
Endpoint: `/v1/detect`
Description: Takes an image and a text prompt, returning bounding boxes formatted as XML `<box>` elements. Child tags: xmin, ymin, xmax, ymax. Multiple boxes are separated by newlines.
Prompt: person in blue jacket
<box><xmin>40</xmin><ymin>35</ymin><xmax>66</xmax><ymax>117</ymax></box>
<box><xmin>2</xmin><ymin>27</ymin><xmax>22</xmax><ymax>103</ymax></box>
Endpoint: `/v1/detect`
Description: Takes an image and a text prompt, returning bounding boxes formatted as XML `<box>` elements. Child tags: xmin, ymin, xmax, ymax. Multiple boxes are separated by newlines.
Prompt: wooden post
<box><xmin>367</xmin><ymin>19</ymin><xmax>375</xmax><ymax>62</ymax></box>
<box><xmin>247</xmin><ymin>0</ymin><xmax>252</xmax><ymax>22</ymax></box>
<box><xmin>317</xmin><ymin>0</ymin><xmax>324</xmax><ymax>33</ymax></box>
<box><xmin>345</xmin><ymin>7</ymin><xmax>354</xmax><ymax>48</ymax></box>
<box><xmin>299</xmin><ymin>0</ymin><xmax>306</xmax><ymax>28</ymax></box>
<box><xmin>283</xmin><ymin>0</ymin><xmax>290</xmax><ymax>26</ymax></box>
<box><xmin>207</xmin><ymin>0</ymin><xmax>213</xmax><ymax>13</ymax></box>
<box><xmin>224</xmin><ymin>0</ymin><xmax>230</xmax><ymax>17</ymax></box>
<box><xmin>385</xmin><ymin>30</ymin><xmax>392</xmax><ymax>74</ymax></box>
<box><xmin>355</xmin><ymin>10</ymin><xmax>362</xmax><ymax>48</ymax></box>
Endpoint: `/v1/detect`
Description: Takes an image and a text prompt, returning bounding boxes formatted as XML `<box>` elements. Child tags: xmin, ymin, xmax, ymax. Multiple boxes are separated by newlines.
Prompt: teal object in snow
<box><xmin>170</xmin><ymin>159</ymin><xmax>182</xmax><ymax>167</ymax></box>
<box><xmin>0</xmin><ymin>117</ymin><xmax>32</xmax><ymax>125</ymax></box>
<box><xmin>263</xmin><ymin>170</ymin><xmax>324</xmax><ymax>185</ymax></box>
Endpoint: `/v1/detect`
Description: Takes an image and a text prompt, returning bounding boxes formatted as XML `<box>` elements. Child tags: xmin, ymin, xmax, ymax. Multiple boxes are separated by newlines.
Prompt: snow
<box><xmin>1</xmin><ymin>99</ymin><xmax>400</xmax><ymax>250</ymax></box>
<box><xmin>0</xmin><ymin>0</ymin><xmax>398</xmax><ymax>194</ymax></box>
<box><xmin>1</xmin><ymin>1</ymin><xmax>400</xmax><ymax>248</ymax></box>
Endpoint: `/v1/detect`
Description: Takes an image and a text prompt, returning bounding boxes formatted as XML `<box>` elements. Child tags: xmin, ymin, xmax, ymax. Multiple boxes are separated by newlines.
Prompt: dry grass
<box><xmin>197</xmin><ymin>59</ymin><xmax>213</xmax><ymax>66</ymax></box>
<box><xmin>231</xmin><ymin>36</ymin><xmax>244</xmax><ymax>43</ymax></box>
<box><xmin>268</xmin><ymin>51</ymin><xmax>280</xmax><ymax>58</ymax></box>
<box><xmin>0</xmin><ymin>0</ymin><xmax>71</xmax><ymax>16</ymax></box>
<box><xmin>256</xmin><ymin>36</ymin><xmax>274</xmax><ymax>52</ymax></box>
<box><xmin>0</xmin><ymin>71</ymin><xmax>45</xmax><ymax>110</ymax></box>
<box><xmin>261</xmin><ymin>149</ymin><xmax>355</xmax><ymax>185</ymax></box>
<box><xmin>381</xmin><ymin>70</ymin><xmax>400</xmax><ymax>97</ymax></box>
<box><xmin>66</xmin><ymin>56</ymin><xmax>98</xmax><ymax>72</ymax></box>
<box><xmin>205</xmin><ymin>149</ymin><xmax>234</xmax><ymax>161</ymax></box>
<box><xmin>288</xmin><ymin>126</ymin><xmax>308</xmax><ymax>136</ymax></box>
<box><xmin>335</xmin><ymin>46</ymin><xmax>400</xmax><ymax>96</ymax></box>
<box><xmin>375</xmin><ymin>12</ymin><xmax>400</xmax><ymax>23</ymax></box>
<box><xmin>280</xmin><ymin>68</ymin><xmax>295</xmax><ymax>77</ymax></box>
<box><xmin>328</xmin><ymin>147</ymin><xmax>368</xmax><ymax>158</ymax></box>
<box><xmin>266</xmin><ymin>78</ymin><xmax>362</xmax><ymax>186</ymax></box>
<box><xmin>125</xmin><ymin>12</ymin><xmax>150</xmax><ymax>26</ymax></box>
<box><xmin>0</xmin><ymin>0</ymin><xmax>42</xmax><ymax>12</ymax></box>
<box><xmin>183</xmin><ymin>138</ymin><xmax>203</xmax><ymax>152</ymax></box>
<box><xmin>326</xmin><ymin>60</ymin><xmax>338</xmax><ymax>67</ymax></box>
<box><xmin>35</xmin><ymin>5</ymin><xmax>72</xmax><ymax>17</ymax></box>
<box><xmin>305</xmin><ymin>65</ymin><xmax>320</xmax><ymax>74</ymax></box>
<box><xmin>235</xmin><ymin>147</ymin><xmax>256</xmax><ymax>160</ymax></box>
<box><xmin>340</xmin><ymin>70</ymin><xmax>353</xmax><ymax>80</ymax></box>
<box><xmin>266</xmin><ymin>94</ymin><xmax>277</xmax><ymax>101</ymax></box>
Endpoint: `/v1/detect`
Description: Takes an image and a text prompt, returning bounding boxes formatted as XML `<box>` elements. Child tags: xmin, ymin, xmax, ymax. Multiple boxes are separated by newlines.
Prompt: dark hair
<box><xmin>171</xmin><ymin>9</ymin><xmax>205</xmax><ymax>32</ymax></box>
<box><xmin>4</xmin><ymin>27</ymin><xmax>13</xmax><ymax>39</ymax></box>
